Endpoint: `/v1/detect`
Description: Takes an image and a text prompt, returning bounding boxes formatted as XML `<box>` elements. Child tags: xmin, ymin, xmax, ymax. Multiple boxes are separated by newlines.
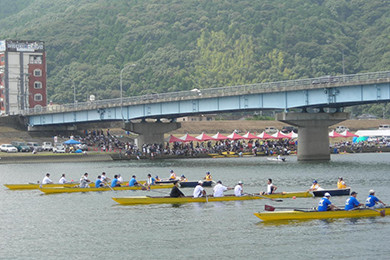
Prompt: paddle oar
<box><xmin>264</xmin><ymin>205</ymin><xmax>312</xmax><ymax>211</ymax></box>
<box><xmin>246</xmin><ymin>193</ymin><xmax>283</xmax><ymax>202</ymax></box>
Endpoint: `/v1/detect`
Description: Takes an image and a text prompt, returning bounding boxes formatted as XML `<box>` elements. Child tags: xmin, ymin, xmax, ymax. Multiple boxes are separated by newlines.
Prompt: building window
<box><xmin>34</xmin><ymin>105</ymin><xmax>42</xmax><ymax>112</ymax></box>
<box><xmin>34</xmin><ymin>94</ymin><xmax>42</xmax><ymax>101</ymax></box>
<box><xmin>33</xmin><ymin>69</ymin><xmax>42</xmax><ymax>77</ymax></box>
<box><xmin>0</xmin><ymin>56</ymin><xmax>4</xmax><ymax>62</ymax></box>
<box><xmin>29</xmin><ymin>55</ymin><xmax>42</xmax><ymax>64</ymax></box>
<box><xmin>34</xmin><ymin>81</ymin><xmax>42</xmax><ymax>89</ymax></box>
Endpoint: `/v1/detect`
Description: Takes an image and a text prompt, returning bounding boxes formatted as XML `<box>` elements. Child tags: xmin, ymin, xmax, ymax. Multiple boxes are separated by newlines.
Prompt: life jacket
<box><xmin>205</xmin><ymin>175</ymin><xmax>212</xmax><ymax>181</ymax></box>
<box><xmin>337</xmin><ymin>181</ymin><xmax>347</xmax><ymax>189</ymax></box>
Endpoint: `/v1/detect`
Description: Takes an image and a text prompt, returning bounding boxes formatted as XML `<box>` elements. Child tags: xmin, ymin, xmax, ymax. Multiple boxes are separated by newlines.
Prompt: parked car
<box><xmin>76</xmin><ymin>143</ymin><xmax>88</xmax><ymax>151</ymax></box>
<box><xmin>42</xmin><ymin>142</ymin><xmax>54</xmax><ymax>151</ymax></box>
<box><xmin>53</xmin><ymin>145</ymin><xmax>66</xmax><ymax>153</ymax></box>
<box><xmin>11</xmin><ymin>141</ymin><xmax>31</xmax><ymax>152</ymax></box>
<box><xmin>379</xmin><ymin>124</ymin><xmax>390</xmax><ymax>130</ymax></box>
<box><xmin>335</xmin><ymin>126</ymin><xmax>349</xmax><ymax>133</ymax></box>
<box><xmin>281</xmin><ymin>126</ymin><xmax>298</xmax><ymax>134</ymax></box>
<box><xmin>26</xmin><ymin>142</ymin><xmax>43</xmax><ymax>152</ymax></box>
<box><xmin>1</xmin><ymin>144</ymin><xmax>18</xmax><ymax>153</ymax></box>
<box><xmin>265</xmin><ymin>127</ymin><xmax>278</xmax><ymax>134</ymax></box>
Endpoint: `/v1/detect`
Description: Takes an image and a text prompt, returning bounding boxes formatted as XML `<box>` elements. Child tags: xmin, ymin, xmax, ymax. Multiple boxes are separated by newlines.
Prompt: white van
<box><xmin>379</xmin><ymin>124</ymin><xmax>390</xmax><ymax>130</ymax></box>
<box><xmin>335</xmin><ymin>126</ymin><xmax>349</xmax><ymax>133</ymax></box>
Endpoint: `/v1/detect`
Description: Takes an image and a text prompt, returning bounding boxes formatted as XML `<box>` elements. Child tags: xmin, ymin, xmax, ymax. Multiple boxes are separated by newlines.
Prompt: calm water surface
<box><xmin>1</xmin><ymin>153</ymin><xmax>390</xmax><ymax>259</ymax></box>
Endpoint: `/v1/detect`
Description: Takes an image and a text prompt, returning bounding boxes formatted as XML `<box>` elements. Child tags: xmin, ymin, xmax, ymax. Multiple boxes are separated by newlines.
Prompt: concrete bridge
<box><xmin>21</xmin><ymin>70</ymin><xmax>390</xmax><ymax>161</ymax></box>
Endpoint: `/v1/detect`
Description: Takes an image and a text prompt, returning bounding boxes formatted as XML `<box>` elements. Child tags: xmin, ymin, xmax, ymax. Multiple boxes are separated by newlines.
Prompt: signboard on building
<box><xmin>4</xmin><ymin>40</ymin><xmax>44</xmax><ymax>52</ymax></box>
<box><xmin>0</xmin><ymin>41</ymin><xmax>5</xmax><ymax>51</ymax></box>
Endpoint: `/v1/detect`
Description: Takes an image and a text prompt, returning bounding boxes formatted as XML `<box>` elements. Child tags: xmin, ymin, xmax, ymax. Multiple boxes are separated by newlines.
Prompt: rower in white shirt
<box><xmin>234</xmin><ymin>181</ymin><xmax>244</xmax><ymax>196</ymax></box>
<box><xmin>58</xmin><ymin>174</ymin><xmax>67</xmax><ymax>184</ymax></box>
<box><xmin>213</xmin><ymin>180</ymin><xmax>232</xmax><ymax>197</ymax></box>
<box><xmin>42</xmin><ymin>173</ymin><xmax>53</xmax><ymax>184</ymax></box>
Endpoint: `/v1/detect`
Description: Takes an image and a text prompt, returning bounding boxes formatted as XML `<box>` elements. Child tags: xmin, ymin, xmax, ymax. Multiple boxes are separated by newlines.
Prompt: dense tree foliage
<box><xmin>0</xmin><ymin>0</ymin><xmax>389</xmax><ymax>116</ymax></box>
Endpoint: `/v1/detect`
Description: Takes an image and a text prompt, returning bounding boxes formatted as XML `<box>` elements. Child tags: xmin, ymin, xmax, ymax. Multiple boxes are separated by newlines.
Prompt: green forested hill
<box><xmin>0</xmin><ymin>0</ymin><xmax>389</xmax><ymax>110</ymax></box>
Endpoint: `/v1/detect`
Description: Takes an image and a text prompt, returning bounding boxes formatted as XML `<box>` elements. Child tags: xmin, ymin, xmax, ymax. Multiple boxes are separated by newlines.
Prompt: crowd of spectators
<box><xmin>68</xmin><ymin>129</ymin><xmax>390</xmax><ymax>158</ymax></box>
<box><xmin>70</xmin><ymin>129</ymin><xmax>295</xmax><ymax>158</ymax></box>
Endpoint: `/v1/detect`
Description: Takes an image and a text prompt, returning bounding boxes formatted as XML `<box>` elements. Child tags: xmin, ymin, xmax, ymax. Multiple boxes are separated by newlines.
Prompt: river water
<box><xmin>1</xmin><ymin>153</ymin><xmax>389</xmax><ymax>259</ymax></box>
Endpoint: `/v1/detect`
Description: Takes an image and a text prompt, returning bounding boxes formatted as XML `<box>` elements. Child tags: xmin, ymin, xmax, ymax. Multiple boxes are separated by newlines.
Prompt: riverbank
<box><xmin>0</xmin><ymin>152</ymin><xmax>114</xmax><ymax>164</ymax></box>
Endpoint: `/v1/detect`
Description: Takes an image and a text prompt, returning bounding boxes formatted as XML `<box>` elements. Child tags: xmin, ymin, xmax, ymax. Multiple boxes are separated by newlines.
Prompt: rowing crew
<box><xmin>317</xmin><ymin>190</ymin><xmax>386</xmax><ymax>211</ymax></box>
<box><xmin>308</xmin><ymin>177</ymin><xmax>348</xmax><ymax>192</ymax></box>
<box><xmin>169</xmin><ymin>180</ymin><xmax>244</xmax><ymax>198</ymax></box>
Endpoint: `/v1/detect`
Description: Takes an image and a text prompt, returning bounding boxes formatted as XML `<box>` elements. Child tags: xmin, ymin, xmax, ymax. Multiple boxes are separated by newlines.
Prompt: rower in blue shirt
<box><xmin>111</xmin><ymin>175</ymin><xmax>121</xmax><ymax>187</ymax></box>
<box><xmin>128</xmin><ymin>175</ymin><xmax>139</xmax><ymax>187</ymax></box>
<box><xmin>318</xmin><ymin>192</ymin><xmax>338</xmax><ymax>211</ymax></box>
<box><xmin>95</xmin><ymin>175</ymin><xmax>104</xmax><ymax>188</ymax></box>
<box><xmin>345</xmin><ymin>191</ymin><xmax>363</xmax><ymax>210</ymax></box>
<box><xmin>366</xmin><ymin>190</ymin><xmax>386</xmax><ymax>209</ymax></box>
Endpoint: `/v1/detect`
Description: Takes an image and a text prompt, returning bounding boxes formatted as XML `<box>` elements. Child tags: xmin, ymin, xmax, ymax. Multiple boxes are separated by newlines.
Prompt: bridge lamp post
<box><xmin>120</xmin><ymin>63</ymin><xmax>136</xmax><ymax>121</ymax></box>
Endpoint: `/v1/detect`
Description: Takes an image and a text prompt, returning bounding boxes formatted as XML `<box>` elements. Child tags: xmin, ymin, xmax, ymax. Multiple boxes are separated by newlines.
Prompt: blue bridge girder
<box><xmin>25</xmin><ymin>71</ymin><xmax>390</xmax><ymax>126</ymax></box>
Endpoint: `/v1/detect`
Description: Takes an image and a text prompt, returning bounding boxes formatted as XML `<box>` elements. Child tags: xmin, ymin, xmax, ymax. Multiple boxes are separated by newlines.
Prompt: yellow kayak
<box><xmin>39</xmin><ymin>183</ymin><xmax>172</xmax><ymax>194</ymax></box>
<box><xmin>4</xmin><ymin>181</ymin><xmax>134</xmax><ymax>190</ymax></box>
<box><xmin>254</xmin><ymin>207</ymin><xmax>389</xmax><ymax>222</ymax></box>
<box><xmin>112</xmin><ymin>191</ymin><xmax>312</xmax><ymax>205</ymax></box>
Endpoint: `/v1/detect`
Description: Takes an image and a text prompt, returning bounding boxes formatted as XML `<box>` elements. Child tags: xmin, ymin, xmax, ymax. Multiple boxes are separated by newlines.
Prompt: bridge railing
<box><xmin>20</xmin><ymin>70</ymin><xmax>390</xmax><ymax>115</ymax></box>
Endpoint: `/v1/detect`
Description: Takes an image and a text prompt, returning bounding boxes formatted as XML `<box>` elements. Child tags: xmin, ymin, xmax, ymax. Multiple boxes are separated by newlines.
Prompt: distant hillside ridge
<box><xmin>1</xmin><ymin>0</ymin><xmax>390</xmax><ymax>117</ymax></box>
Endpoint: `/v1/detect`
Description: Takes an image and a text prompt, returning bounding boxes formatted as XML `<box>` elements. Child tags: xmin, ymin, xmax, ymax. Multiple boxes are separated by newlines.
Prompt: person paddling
<box><xmin>42</xmin><ymin>173</ymin><xmax>53</xmax><ymax>184</ymax></box>
<box><xmin>58</xmin><ymin>174</ymin><xmax>67</xmax><ymax>184</ymax></box>
<box><xmin>80</xmin><ymin>173</ymin><xmax>91</xmax><ymax>188</ymax></box>
<box><xmin>261</xmin><ymin>178</ymin><xmax>277</xmax><ymax>195</ymax></box>
<box><xmin>193</xmin><ymin>181</ymin><xmax>206</xmax><ymax>198</ymax></box>
<box><xmin>213</xmin><ymin>180</ymin><xmax>233</xmax><ymax>197</ymax></box>
<box><xmin>365</xmin><ymin>190</ymin><xmax>386</xmax><ymax>209</ymax></box>
<box><xmin>170</xmin><ymin>181</ymin><xmax>185</xmax><ymax>198</ymax></box>
<box><xmin>345</xmin><ymin>191</ymin><xmax>363</xmax><ymax>210</ymax></box>
<box><xmin>317</xmin><ymin>192</ymin><xmax>338</xmax><ymax>211</ymax></box>
<box><xmin>234</xmin><ymin>181</ymin><xmax>244</xmax><ymax>197</ymax></box>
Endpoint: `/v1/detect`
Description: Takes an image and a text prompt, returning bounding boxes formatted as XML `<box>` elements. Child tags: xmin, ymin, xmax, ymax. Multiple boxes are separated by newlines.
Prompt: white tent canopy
<box><xmin>354</xmin><ymin>129</ymin><xmax>390</xmax><ymax>137</ymax></box>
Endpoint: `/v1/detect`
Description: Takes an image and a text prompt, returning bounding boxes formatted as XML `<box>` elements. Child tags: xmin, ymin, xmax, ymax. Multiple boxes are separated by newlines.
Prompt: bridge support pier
<box><xmin>276</xmin><ymin>112</ymin><xmax>350</xmax><ymax>161</ymax></box>
<box><xmin>123</xmin><ymin>121</ymin><xmax>181</xmax><ymax>147</ymax></box>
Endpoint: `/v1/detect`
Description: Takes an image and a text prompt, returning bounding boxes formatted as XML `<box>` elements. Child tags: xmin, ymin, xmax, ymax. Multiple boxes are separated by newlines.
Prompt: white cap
<box><xmin>324</xmin><ymin>192</ymin><xmax>331</xmax><ymax>197</ymax></box>
<box><xmin>198</xmin><ymin>180</ymin><xmax>203</xmax><ymax>185</ymax></box>
<box><xmin>369</xmin><ymin>189</ymin><xmax>375</xmax><ymax>194</ymax></box>
<box><xmin>238</xmin><ymin>181</ymin><xmax>243</xmax><ymax>184</ymax></box>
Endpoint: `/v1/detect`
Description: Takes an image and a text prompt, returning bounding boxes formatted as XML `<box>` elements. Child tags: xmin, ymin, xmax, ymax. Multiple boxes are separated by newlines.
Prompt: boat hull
<box><xmin>155</xmin><ymin>180</ymin><xmax>214</xmax><ymax>188</ymax></box>
<box><xmin>4</xmin><ymin>181</ymin><xmax>132</xmax><ymax>190</ymax></box>
<box><xmin>312</xmin><ymin>188</ymin><xmax>350</xmax><ymax>197</ymax></box>
<box><xmin>112</xmin><ymin>191</ymin><xmax>312</xmax><ymax>205</ymax></box>
<box><xmin>38</xmin><ymin>183</ymin><xmax>173</xmax><ymax>194</ymax></box>
<box><xmin>254</xmin><ymin>207</ymin><xmax>389</xmax><ymax>221</ymax></box>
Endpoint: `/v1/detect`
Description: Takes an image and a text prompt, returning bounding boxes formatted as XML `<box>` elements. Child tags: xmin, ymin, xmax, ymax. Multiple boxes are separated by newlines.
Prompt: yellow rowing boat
<box><xmin>4</xmin><ymin>181</ymin><xmax>136</xmax><ymax>190</ymax></box>
<box><xmin>112</xmin><ymin>191</ymin><xmax>312</xmax><ymax>205</ymax></box>
<box><xmin>39</xmin><ymin>183</ymin><xmax>172</xmax><ymax>194</ymax></box>
<box><xmin>254</xmin><ymin>207</ymin><xmax>389</xmax><ymax>222</ymax></box>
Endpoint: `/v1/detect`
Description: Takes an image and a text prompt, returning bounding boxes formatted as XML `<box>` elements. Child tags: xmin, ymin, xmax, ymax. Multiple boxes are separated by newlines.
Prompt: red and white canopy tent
<box><xmin>211</xmin><ymin>132</ymin><xmax>229</xmax><ymax>141</ymax></box>
<box><xmin>329</xmin><ymin>130</ymin><xmax>344</xmax><ymax>138</ymax></box>
<box><xmin>179</xmin><ymin>133</ymin><xmax>198</xmax><ymax>142</ymax></box>
<box><xmin>226</xmin><ymin>132</ymin><xmax>245</xmax><ymax>140</ymax></box>
<box><xmin>340</xmin><ymin>130</ymin><xmax>358</xmax><ymax>137</ymax></box>
<box><xmin>257</xmin><ymin>131</ymin><xmax>274</xmax><ymax>140</ymax></box>
<box><xmin>271</xmin><ymin>131</ymin><xmax>291</xmax><ymax>139</ymax></box>
<box><xmin>195</xmin><ymin>132</ymin><xmax>215</xmax><ymax>141</ymax></box>
<box><xmin>285</xmin><ymin>131</ymin><xmax>298</xmax><ymax>139</ymax></box>
<box><xmin>167</xmin><ymin>135</ymin><xmax>184</xmax><ymax>143</ymax></box>
<box><xmin>242</xmin><ymin>132</ymin><xmax>259</xmax><ymax>140</ymax></box>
